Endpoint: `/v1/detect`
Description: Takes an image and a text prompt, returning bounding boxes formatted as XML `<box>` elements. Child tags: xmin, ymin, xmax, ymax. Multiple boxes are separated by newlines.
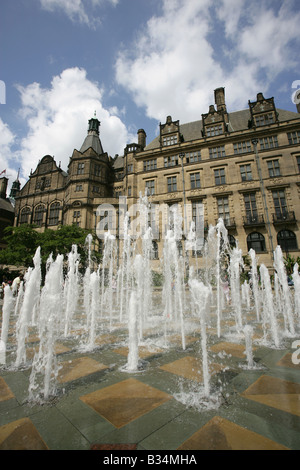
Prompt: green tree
<box><xmin>0</xmin><ymin>224</ymin><xmax>94</xmax><ymax>269</ymax></box>
<box><xmin>0</xmin><ymin>224</ymin><xmax>39</xmax><ymax>267</ymax></box>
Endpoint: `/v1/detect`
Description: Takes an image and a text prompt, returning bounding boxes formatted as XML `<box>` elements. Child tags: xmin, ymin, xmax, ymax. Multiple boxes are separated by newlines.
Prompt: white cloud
<box><xmin>115</xmin><ymin>0</ymin><xmax>300</xmax><ymax>123</ymax></box>
<box><xmin>16</xmin><ymin>67</ymin><xmax>133</xmax><ymax>180</ymax></box>
<box><xmin>39</xmin><ymin>0</ymin><xmax>119</xmax><ymax>28</ymax></box>
<box><xmin>0</xmin><ymin>119</ymin><xmax>24</xmax><ymax>193</ymax></box>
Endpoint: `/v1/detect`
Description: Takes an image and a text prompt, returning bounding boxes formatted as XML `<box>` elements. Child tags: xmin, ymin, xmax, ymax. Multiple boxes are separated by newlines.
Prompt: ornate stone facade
<box><xmin>14</xmin><ymin>89</ymin><xmax>300</xmax><ymax>269</ymax></box>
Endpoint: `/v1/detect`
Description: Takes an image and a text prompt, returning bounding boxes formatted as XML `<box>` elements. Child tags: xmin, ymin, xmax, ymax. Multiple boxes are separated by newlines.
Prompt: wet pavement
<box><xmin>0</xmin><ymin>301</ymin><xmax>300</xmax><ymax>452</ymax></box>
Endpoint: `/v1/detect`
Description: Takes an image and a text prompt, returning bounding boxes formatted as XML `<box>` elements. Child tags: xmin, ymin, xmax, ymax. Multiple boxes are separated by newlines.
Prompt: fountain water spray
<box><xmin>189</xmin><ymin>279</ymin><xmax>211</xmax><ymax>398</ymax></box>
<box><xmin>243</xmin><ymin>325</ymin><xmax>254</xmax><ymax>369</ymax></box>
<box><xmin>292</xmin><ymin>263</ymin><xmax>300</xmax><ymax>323</ymax></box>
<box><xmin>15</xmin><ymin>247</ymin><xmax>42</xmax><ymax>367</ymax></box>
<box><xmin>125</xmin><ymin>291</ymin><xmax>140</xmax><ymax>371</ymax></box>
<box><xmin>249</xmin><ymin>249</ymin><xmax>261</xmax><ymax>321</ymax></box>
<box><xmin>229</xmin><ymin>246</ymin><xmax>244</xmax><ymax>333</ymax></box>
<box><xmin>273</xmin><ymin>246</ymin><xmax>295</xmax><ymax>336</ymax></box>
<box><xmin>0</xmin><ymin>285</ymin><xmax>14</xmax><ymax>364</ymax></box>
<box><xmin>28</xmin><ymin>254</ymin><xmax>64</xmax><ymax>402</ymax></box>
<box><xmin>259</xmin><ymin>264</ymin><xmax>280</xmax><ymax>347</ymax></box>
<box><xmin>63</xmin><ymin>245</ymin><xmax>80</xmax><ymax>337</ymax></box>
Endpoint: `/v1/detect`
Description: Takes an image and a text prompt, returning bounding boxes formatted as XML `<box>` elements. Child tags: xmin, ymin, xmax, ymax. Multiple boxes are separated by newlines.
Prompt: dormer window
<box><xmin>160</xmin><ymin>116</ymin><xmax>180</xmax><ymax>147</ymax></box>
<box><xmin>255</xmin><ymin>113</ymin><xmax>274</xmax><ymax>127</ymax></box>
<box><xmin>206</xmin><ymin>124</ymin><xmax>223</xmax><ymax>137</ymax></box>
<box><xmin>163</xmin><ymin>134</ymin><xmax>178</xmax><ymax>146</ymax></box>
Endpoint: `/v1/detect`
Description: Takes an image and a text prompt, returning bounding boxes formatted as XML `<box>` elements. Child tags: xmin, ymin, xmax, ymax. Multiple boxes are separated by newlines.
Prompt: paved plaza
<box><xmin>0</xmin><ymin>297</ymin><xmax>300</xmax><ymax>452</ymax></box>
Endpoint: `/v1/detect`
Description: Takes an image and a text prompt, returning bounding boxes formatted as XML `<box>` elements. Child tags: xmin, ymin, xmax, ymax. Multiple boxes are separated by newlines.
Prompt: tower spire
<box><xmin>88</xmin><ymin>112</ymin><xmax>100</xmax><ymax>135</ymax></box>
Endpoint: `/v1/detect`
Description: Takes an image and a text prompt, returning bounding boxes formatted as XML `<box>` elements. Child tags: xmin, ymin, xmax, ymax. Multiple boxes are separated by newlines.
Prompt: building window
<box><xmin>206</xmin><ymin>124</ymin><xmax>223</xmax><ymax>137</ymax></box>
<box><xmin>244</xmin><ymin>193</ymin><xmax>258</xmax><ymax>221</ymax></box>
<box><xmin>75</xmin><ymin>184</ymin><xmax>83</xmax><ymax>192</ymax></box>
<box><xmin>190</xmin><ymin>172</ymin><xmax>201</xmax><ymax>189</ymax></box>
<box><xmin>77</xmin><ymin>162</ymin><xmax>85</xmax><ymax>175</ymax></box>
<box><xmin>48</xmin><ymin>202</ymin><xmax>60</xmax><ymax>226</ymax></box>
<box><xmin>247</xmin><ymin>232</ymin><xmax>266</xmax><ymax>252</ymax></box>
<box><xmin>233</xmin><ymin>141</ymin><xmax>251</xmax><ymax>154</ymax></box>
<box><xmin>255</xmin><ymin>113</ymin><xmax>274</xmax><ymax>127</ymax></box>
<box><xmin>145</xmin><ymin>180</ymin><xmax>155</xmax><ymax>196</ymax></box>
<box><xmin>20</xmin><ymin>207</ymin><xmax>31</xmax><ymax>225</ymax></box>
<box><xmin>92</xmin><ymin>186</ymin><xmax>101</xmax><ymax>194</ymax></box>
<box><xmin>240</xmin><ymin>164</ymin><xmax>253</xmax><ymax>181</ymax></box>
<box><xmin>127</xmin><ymin>164</ymin><xmax>133</xmax><ymax>173</ymax></box>
<box><xmin>34</xmin><ymin>205</ymin><xmax>45</xmax><ymax>226</ymax></box>
<box><xmin>209</xmin><ymin>146</ymin><xmax>226</xmax><ymax>159</ymax></box>
<box><xmin>214</xmin><ymin>168</ymin><xmax>226</xmax><ymax>185</ymax></box>
<box><xmin>288</xmin><ymin>131</ymin><xmax>300</xmax><ymax>145</ymax></box>
<box><xmin>164</xmin><ymin>155</ymin><xmax>178</xmax><ymax>167</ymax></box>
<box><xmin>143</xmin><ymin>159</ymin><xmax>157</xmax><ymax>171</ymax></box>
<box><xmin>150</xmin><ymin>241</ymin><xmax>159</xmax><ymax>260</ymax></box>
<box><xmin>167</xmin><ymin>176</ymin><xmax>177</xmax><ymax>192</ymax></box>
<box><xmin>163</xmin><ymin>135</ymin><xmax>178</xmax><ymax>146</ymax></box>
<box><xmin>73</xmin><ymin>210</ymin><xmax>81</xmax><ymax>226</ymax></box>
<box><xmin>192</xmin><ymin>200</ymin><xmax>203</xmax><ymax>231</ymax></box>
<box><xmin>296</xmin><ymin>156</ymin><xmax>300</xmax><ymax>172</ymax></box>
<box><xmin>267</xmin><ymin>160</ymin><xmax>280</xmax><ymax>177</ymax></box>
<box><xmin>128</xmin><ymin>186</ymin><xmax>132</xmax><ymax>196</ymax></box>
<box><xmin>259</xmin><ymin>136</ymin><xmax>278</xmax><ymax>149</ymax></box>
<box><xmin>185</xmin><ymin>151</ymin><xmax>201</xmax><ymax>163</ymax></box>
<box><xmin>94</xmin><ymin>164</ymin><xmax>101</xmax><ymax>177</ymax></box>
<box><xmin>217</xmin><ymin>197</ymin><xmax>230</xmax><ymax>224</ymax></box>
<box><xmin>277</xmin><ymin>230</ymin><xmax>298</xmax><ymax>252</ymax></box>
<box><xmin>272</xmin><ymin>190</ymin><xmax>288</xmax><ymax>218</ymax></box>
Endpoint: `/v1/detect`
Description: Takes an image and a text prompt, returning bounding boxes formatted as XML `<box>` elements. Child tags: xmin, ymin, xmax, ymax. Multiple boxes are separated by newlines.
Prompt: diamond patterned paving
<box><xmin>177</xmin><ymin>416</ymin><xmax>289</xmax><ymax>450</ymax></box>
<box><xmin>80</xmin><ymin>378</ymin><xmax>172</xmax><ymax>428</ymax></box>
<box><xmin>241</xmin><ymin>375</ymin><xmax>300</xmax><ymax>417</ymax></box>
<box><xmin>0</xmin><ymin>418</ymin><xmax>48</xmax><ymax>450</ymax></box>
<box><xmin>160</xmin><ymin>356</ymin><xmax>223</xmax><ymax>382</ymax></box>
<box><xmin>0</xmin><ymin>377</ymin><xmax>14</xmax><ymax>402</ymax></box>
<box><xmin>276</xmin><ymin>353</ymin><xmax>300</xmax><ymax>370</ymax></box>
<box><xmin>210</xmin><ymin>341</ymin><xmax>256</xmax><ymax>359</ymax></box>
<box><xmin>57</xmin><ymin>357</ymin><xmax>108</xmax><ymax>383</ymax></box>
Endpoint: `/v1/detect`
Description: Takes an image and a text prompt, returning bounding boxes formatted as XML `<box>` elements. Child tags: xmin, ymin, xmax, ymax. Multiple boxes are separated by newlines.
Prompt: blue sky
<box><xmin>0</xmin><ymin>0</ymin><xmax>300</xmax><ymax>192</ymax></box>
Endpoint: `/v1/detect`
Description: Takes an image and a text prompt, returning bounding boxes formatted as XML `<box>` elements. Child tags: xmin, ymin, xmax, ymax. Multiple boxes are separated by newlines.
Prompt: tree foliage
<box><xmin>0</xmin><ymin>224</ymin><xmax>93</xmax><ymax>268</ymax></box>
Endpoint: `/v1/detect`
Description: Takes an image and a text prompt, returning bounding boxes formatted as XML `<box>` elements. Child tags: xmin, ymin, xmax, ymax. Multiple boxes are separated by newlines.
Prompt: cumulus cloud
<box><xmin>0</xmin><ymin>119</ymin><xmax>23</xmax><ymax>192</ymax></box>
<box><xmin>39</xmin><ymin>0</ymin><xmax>119</xmax><ymax>28</ymax></box>
<box><xmin>15</xmin><ymin>67</ymin><xmax>133</xmax><ymax>179</ymax></box>
<box><xmin>115</xmin><ymin>0</ymin><xmax>300</xmax><ymax>123</ymax></box>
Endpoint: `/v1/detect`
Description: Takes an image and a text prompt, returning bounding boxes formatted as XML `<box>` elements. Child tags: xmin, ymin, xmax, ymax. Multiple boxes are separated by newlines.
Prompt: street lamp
<box><xmin>252</xmin><ymin>139</ymin><xmax>274</xmax><ymax>259</ymax></box>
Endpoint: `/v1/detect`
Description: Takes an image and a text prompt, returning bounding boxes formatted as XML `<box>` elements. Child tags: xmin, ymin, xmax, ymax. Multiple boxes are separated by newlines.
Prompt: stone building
<box><xmin>0</xmin><ymin>177</ymin><xmax>15</xmax><ymax>249</ymax></box>
<box><xmin>14</xmin><ymin>88</ymin><xmax>300</xmax><ymax>269</ymax></box>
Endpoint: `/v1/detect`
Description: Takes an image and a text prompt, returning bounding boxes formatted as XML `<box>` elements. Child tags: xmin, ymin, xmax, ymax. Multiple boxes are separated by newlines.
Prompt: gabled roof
<box><xmin>144</xmin><ymin>108</ymin><xmax>300</xmax><ymax>151</ymax></box>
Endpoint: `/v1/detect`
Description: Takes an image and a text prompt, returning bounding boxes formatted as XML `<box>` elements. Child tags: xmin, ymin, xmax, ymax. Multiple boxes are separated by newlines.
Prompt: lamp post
<box><xmin>252</xmin><ymin>139</ymin><xmax>274</xmax><ymax>259</ymax></box>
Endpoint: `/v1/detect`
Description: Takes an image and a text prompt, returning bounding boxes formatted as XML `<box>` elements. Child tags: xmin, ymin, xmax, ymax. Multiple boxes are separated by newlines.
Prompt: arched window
<box><xmin>48</xmin><ymin>202</ymin><xmax>60</xmax><ymax>226</ymax></box>
<box><xmin>33</xmin><ymin>204</ymin><xmax>45</xmax><ymax>226</ymax></box>
<box><xmin>150</xmin><ymin>241</ymin><xmax>159</xmax><ymax>260</ymax></box>
<box><xmin>247</xmin><ymin>232</ymin><xmax>266</xmax><ymax>252</ymax></box>
<box><xmin>20</xmin><ymin>207</ymin><xmax>31</xmax><ymax>225</ymax></box>
<box><xmin>277</xmin><ymin>230</ymin><xmax>298</xmax><ymax>252</ymax></box>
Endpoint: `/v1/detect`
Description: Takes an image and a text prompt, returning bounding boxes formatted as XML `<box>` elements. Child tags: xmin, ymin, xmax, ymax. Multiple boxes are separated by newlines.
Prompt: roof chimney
<box><xmin>214</xmin><ymin>87</ymin><xmax>226</xmax><ymax>112</ymax></box>
<box><xmin>137</xmin><ymin>129</ymin><xmax>146</xmax><ymax>150</ymax></box>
